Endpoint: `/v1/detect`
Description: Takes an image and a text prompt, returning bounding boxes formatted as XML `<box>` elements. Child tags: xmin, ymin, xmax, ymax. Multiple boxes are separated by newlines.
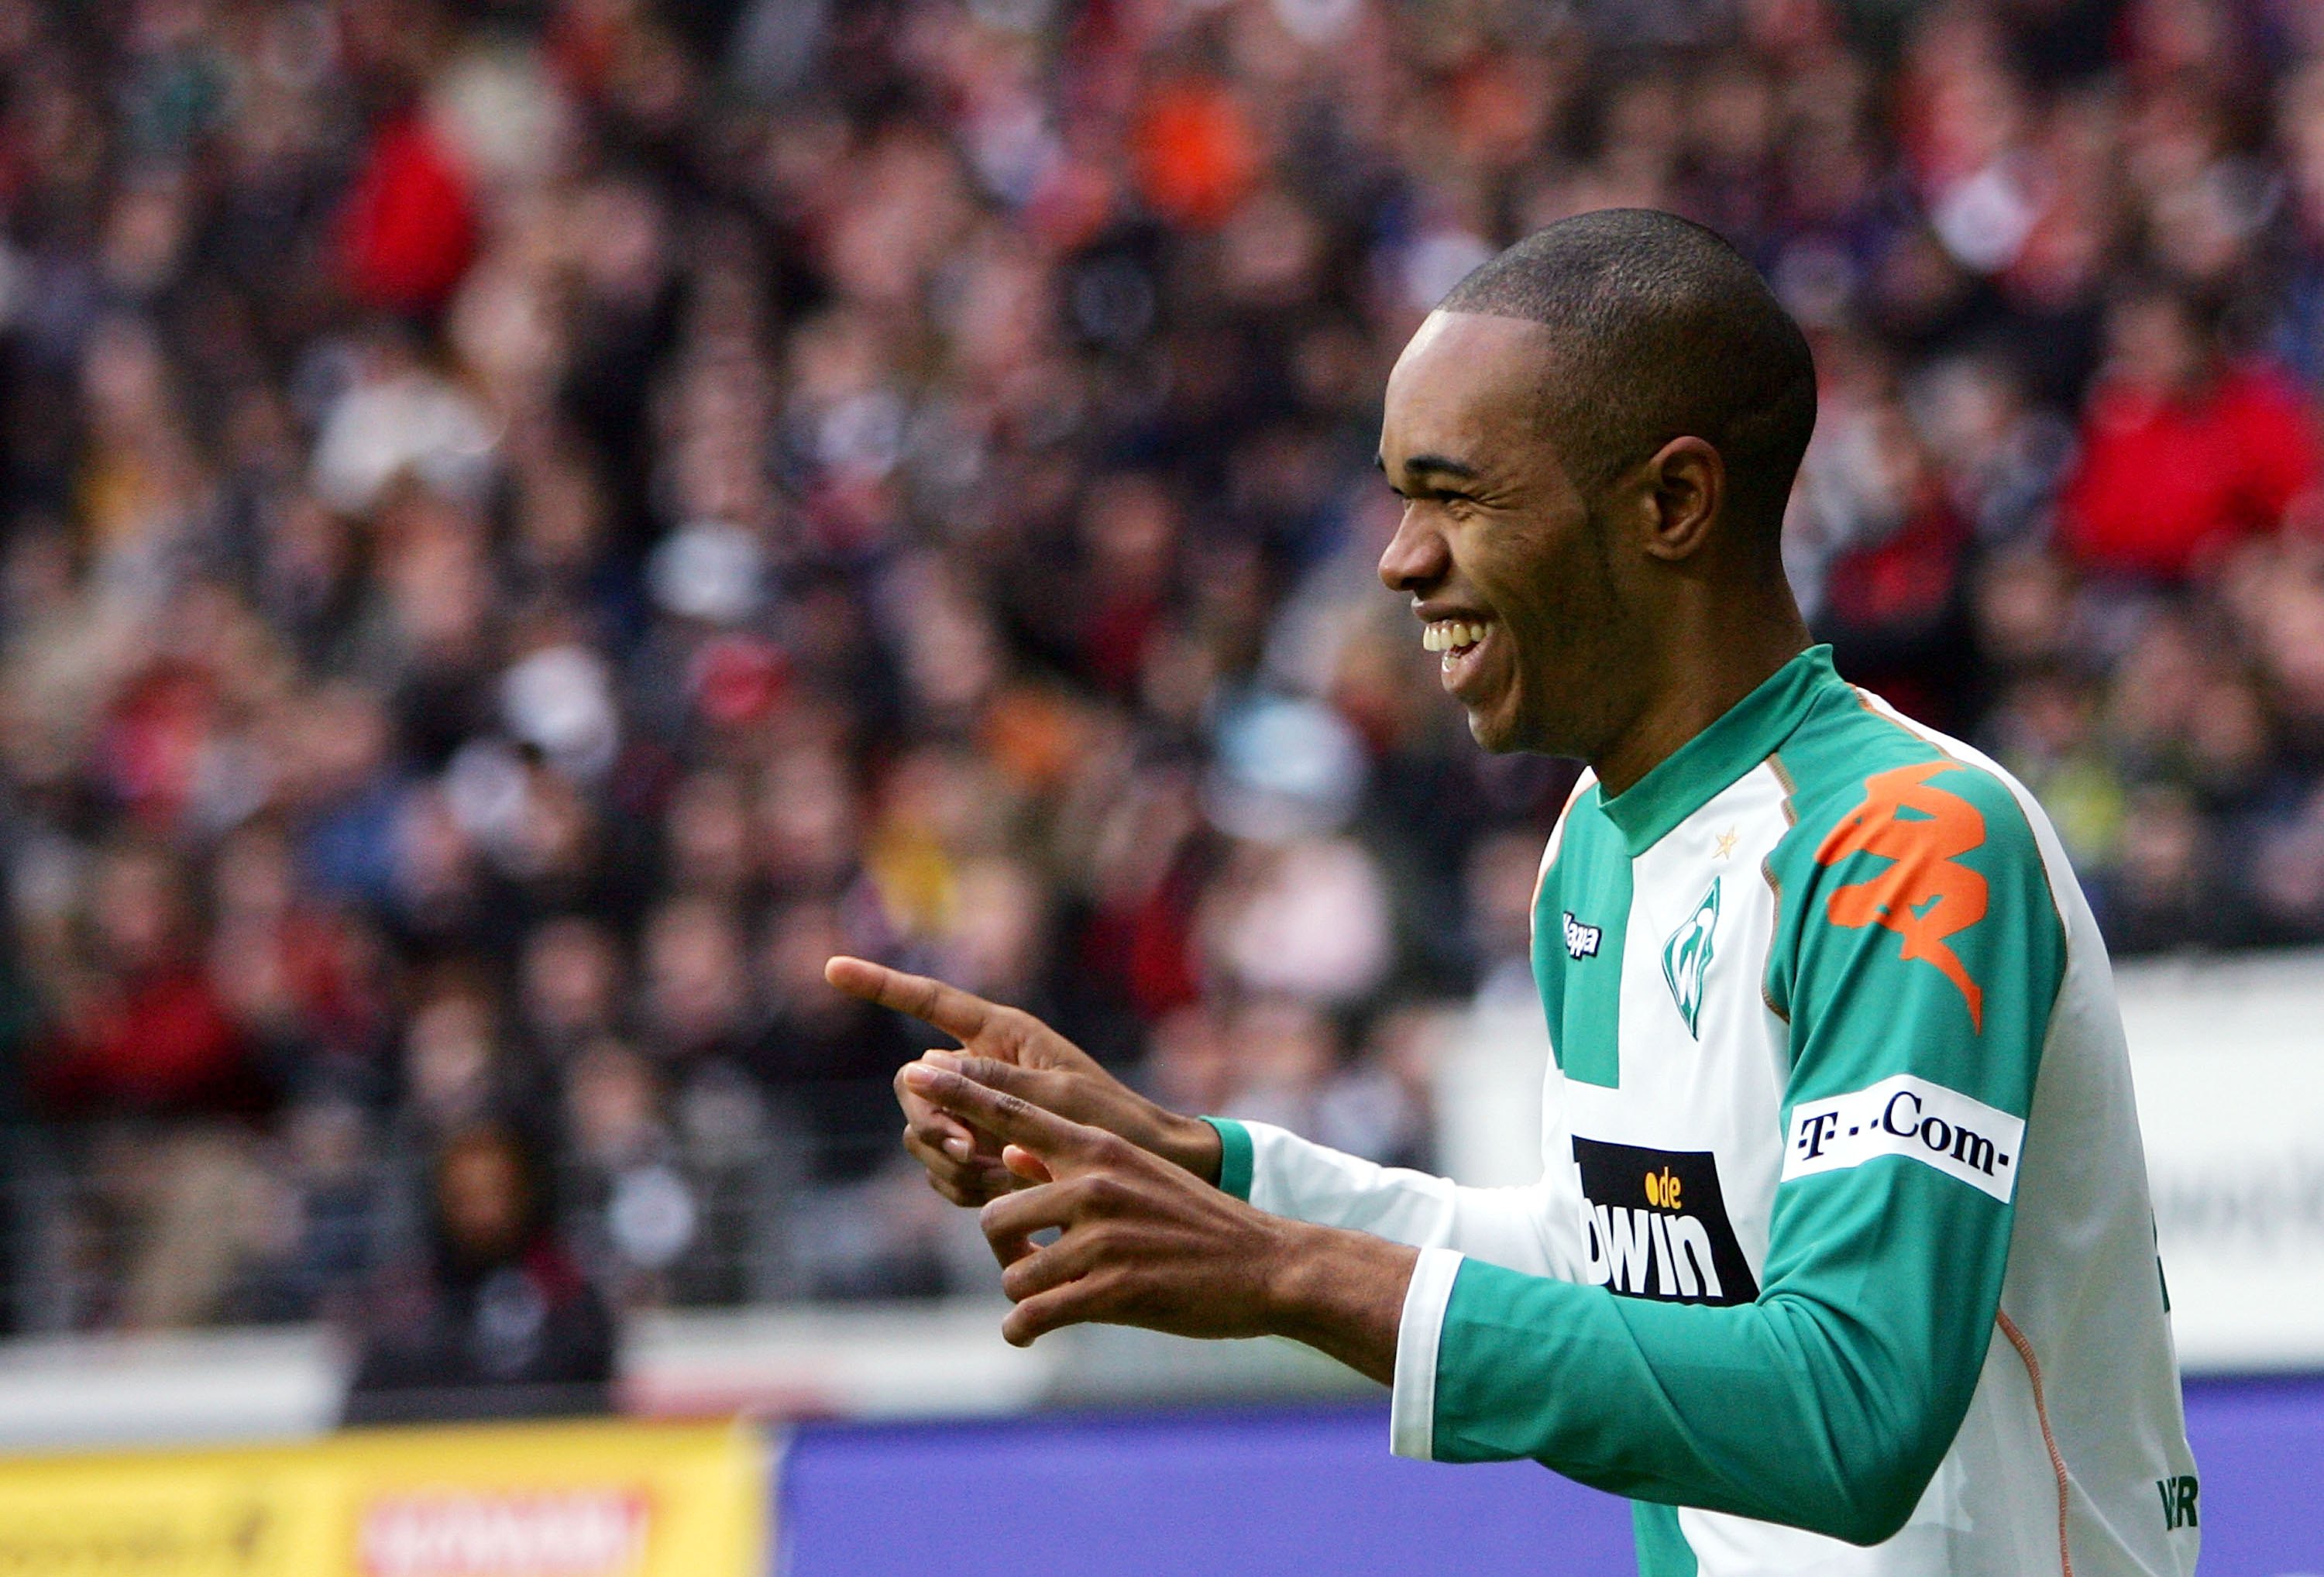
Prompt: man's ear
<box><xmin>1640</xmin><ymin>437</ymin><xmax>1724</xmax><ymax>562</ymax></box>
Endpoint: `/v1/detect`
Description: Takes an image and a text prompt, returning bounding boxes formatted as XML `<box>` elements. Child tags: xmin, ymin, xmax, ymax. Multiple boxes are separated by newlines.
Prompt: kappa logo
<box><xmin>1813</xmin><ymin>761</ymin><xmax>1990</xmax><ymax>1030</ymax></box>
<box><xmin>1562</xmin><ymin>911</ymin><xmax>1602</xmax><ymax>960</ymax></box>
<box><xmin>1661</xmin><ymin>878</ymin><xmax>1720</xmax><ymax>1038</ymax></box>
<box><xmin>1574</xmin><ymin>1138</ymin><xmax>1758</xmax><ymax>1307</ymax></box>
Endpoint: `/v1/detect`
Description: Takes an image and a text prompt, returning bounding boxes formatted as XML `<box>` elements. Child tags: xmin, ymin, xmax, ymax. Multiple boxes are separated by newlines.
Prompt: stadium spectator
<box><xmin>2057</xmin><ymin>280</ymin><xmax>2322</xmax><ymax>581</ymax></box>
<box><xmin>33</xmin><ymin>841</ymin><xmax>263</xmax><ymax>1122</ymax></box>
<box><xmin>343</xmin><ymin>1120</ymin><xmax>615</xmax><ymax>1425</ymax></box>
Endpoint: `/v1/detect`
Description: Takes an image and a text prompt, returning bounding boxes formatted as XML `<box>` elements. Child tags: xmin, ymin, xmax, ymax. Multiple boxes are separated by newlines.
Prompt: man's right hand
<box><xmin>826</xmin><ymin>956</ymin><xmax>1224</xmax><ymax>1207</ymax></box>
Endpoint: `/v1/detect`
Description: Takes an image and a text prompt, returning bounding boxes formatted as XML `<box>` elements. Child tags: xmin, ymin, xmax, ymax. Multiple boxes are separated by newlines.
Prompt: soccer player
<box><xmin>827</xmin><ymin>209</ymin><xmax>2199</xmax><ymax>1575</ymax></box>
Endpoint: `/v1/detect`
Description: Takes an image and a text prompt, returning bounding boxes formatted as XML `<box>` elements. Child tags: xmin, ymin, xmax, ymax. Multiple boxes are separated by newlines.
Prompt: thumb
<box><xmin>1002</xmin><ymin>1144</ymin><xmax>1053</xmax><ymax>1184</ymax></box>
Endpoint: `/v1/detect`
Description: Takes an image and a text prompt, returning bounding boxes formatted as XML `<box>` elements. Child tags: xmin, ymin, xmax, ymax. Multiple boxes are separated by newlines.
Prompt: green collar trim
<box><xmin>1597</xmin><ymin>644</ymin><xmax>1840</xmax><ymax>856</ymax></box>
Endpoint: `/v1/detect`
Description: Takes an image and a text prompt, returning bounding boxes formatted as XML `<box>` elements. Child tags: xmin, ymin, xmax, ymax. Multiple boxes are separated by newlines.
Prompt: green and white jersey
<box><xmin>1206</xmin><ymin>647</ymin><xmax>2199</xmax><ymax>1576</ymax></box>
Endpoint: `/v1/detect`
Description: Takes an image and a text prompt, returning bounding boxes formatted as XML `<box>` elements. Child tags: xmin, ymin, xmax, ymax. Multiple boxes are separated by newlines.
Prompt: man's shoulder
<box><xmin>1771</xmin><ymin>686</ymin><xmax>2047</xmax><ymax>878</ymax></box>
<box><xmin>1763</xmin><ymin>688</ymin><xmax>2071</xmax><ymax>1064</ymax></box>
<box><xmin>1765</xmin><ymin>685</ymin><xmax>2068</xmax><ymax>1026</ymax></box>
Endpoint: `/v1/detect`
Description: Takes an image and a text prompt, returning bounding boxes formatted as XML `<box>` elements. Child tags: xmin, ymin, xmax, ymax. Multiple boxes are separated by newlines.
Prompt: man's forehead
<box><xmin>1396</xmin><ymin>307</ymin><xmax>1557</xmax><ymax>372</ymax></box>
<box><xmin>1383</xmin><ymin>311</ymin><xmax>1561</xmax><ymax>451</ymax></box>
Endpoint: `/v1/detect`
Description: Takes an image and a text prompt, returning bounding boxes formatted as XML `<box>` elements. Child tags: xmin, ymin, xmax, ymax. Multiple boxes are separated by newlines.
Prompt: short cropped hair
<box><xmin>1439</xmin><ymin>209</ymin><xmax>1817</xmax><ymax>541</ymax></box>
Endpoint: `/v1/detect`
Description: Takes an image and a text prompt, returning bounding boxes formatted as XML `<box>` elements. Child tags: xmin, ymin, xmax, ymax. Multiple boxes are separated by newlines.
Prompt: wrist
<box><xmin>1258</xmin><ymin>1218</ymin><xmax>1329</xmax><ymax>1335</ymax></box>
<box><xmin>1152</xmin><ymin>1108</ymin><xmax>1224</xmax><ymax>1185</ymax></box>
<box><xmin>1257</xmin><ymin>1221</ymin><xmax>1417</xmax><ymax>1386</ymax></box>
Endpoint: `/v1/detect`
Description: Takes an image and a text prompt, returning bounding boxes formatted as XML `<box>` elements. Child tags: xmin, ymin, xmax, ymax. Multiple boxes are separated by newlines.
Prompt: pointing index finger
<box><xmin>826</xmin><ymin>956</ymin><xmax>996</xmax><ymax>1043</ymax></box>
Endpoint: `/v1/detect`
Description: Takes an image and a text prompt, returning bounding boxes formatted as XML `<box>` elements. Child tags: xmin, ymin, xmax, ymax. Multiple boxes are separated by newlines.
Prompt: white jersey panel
<box><xmin>1240</xmin><ymin>1120</ymin><xmax>1579</xmax><ymax>1281</ymax></box>
<box><xmin>1561</xmin><ymin>762</ymin><xmax>1796</xmax><ymax>1300</ymax></box>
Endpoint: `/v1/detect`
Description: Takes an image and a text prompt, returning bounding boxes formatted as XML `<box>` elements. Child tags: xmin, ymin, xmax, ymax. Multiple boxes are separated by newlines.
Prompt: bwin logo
<box><xmin>1573</xmin><ymin>1139</ymin><xmax>1758</xmax><ymax>1307</ymax></box>
<box><xmin>1563</xmin><ymin>912</ymin><xmax>1603</xmax><ymax>960</ymax></box>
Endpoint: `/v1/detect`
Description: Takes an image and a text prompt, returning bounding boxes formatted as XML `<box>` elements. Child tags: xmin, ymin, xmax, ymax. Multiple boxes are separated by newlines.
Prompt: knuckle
<box><xmin>1077</xmin><ymin>1173</ymin><xmax>1127</xmax><ymax>1215</ymax></box>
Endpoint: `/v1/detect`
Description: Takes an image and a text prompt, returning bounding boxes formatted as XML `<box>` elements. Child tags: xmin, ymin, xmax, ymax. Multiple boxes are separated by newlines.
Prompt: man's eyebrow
<box><xmin>1397</xmin><ymin>452</ymin><xmax>1483</xmax><ymax>482</ymax></box>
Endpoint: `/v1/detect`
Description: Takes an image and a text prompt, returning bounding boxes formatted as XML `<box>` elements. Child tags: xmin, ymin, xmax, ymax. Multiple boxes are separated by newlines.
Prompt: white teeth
<box><xmin>1422</xmin><ymin>620</ymin><xmax>1488</xmax><ymax>653</ymax></box>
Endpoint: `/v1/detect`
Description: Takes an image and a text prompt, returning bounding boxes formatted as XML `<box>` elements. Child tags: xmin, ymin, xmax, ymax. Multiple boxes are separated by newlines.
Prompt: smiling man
<box><xmin>827</xmin><ymin>210</ymin><xmax>2199</xmax><ymax>1576</ymax></box>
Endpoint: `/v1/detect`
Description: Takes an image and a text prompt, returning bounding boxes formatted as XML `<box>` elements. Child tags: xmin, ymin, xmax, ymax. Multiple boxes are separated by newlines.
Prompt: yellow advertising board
<box><xmin>0</xmin><ymin>1418</ymin><xmax>765</xmax><ymax>1575</ymax></box>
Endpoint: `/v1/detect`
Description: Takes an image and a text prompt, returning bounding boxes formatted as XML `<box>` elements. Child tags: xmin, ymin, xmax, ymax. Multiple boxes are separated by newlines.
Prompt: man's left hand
<box><xmin>900</xmin><ymin>1055</ymin><xmax>1416</xmax><ymax>1376</ymax></box>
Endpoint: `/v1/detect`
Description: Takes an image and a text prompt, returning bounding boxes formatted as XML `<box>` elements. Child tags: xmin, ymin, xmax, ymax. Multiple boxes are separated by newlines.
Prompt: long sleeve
<box><xmin>1391</xmin><ymin>757</ymin><xmax>2067</xmax><ymax>1548</ymax></box>
<box><xmin>1203</xmin><ymin>1117</ymin><xmax>1580</xmax><ymax>1281</ymax></box>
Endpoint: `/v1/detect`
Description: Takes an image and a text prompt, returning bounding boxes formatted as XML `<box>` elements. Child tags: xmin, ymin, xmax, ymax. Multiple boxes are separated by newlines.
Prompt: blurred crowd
<box><xmin>0</xmin><ymin>0</ymin><xmax>2321</xmax><ymax>1351</ymax></box>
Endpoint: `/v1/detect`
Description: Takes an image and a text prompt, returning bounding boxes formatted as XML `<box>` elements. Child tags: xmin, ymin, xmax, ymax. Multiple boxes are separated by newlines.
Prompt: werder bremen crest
<box><xmin>1662</xmin><ymin>877</ymin><xmax>1721</xmax><ymax>1038</ymax></box>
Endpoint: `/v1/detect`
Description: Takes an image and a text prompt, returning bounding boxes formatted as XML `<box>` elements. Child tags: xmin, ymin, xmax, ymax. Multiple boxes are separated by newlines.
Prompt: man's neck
<box><xmin>1588</xmin><ymin>604</ymin><xmax>1813</xmax><ymax>799</ymax></box>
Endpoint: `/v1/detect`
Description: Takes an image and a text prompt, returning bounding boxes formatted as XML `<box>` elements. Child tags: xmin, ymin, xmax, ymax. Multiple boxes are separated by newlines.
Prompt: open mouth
<box><xmin>1421</xmin><ymin>617</ymin><xmax>1494</xmax><ymax>690</ymax></box>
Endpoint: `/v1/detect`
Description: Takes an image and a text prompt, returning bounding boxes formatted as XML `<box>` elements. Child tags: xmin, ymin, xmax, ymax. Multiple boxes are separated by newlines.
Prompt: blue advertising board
<box><xmin>778</xmin><ymin>1378</ymin><xmax>2324</xmax><ymax>1575</ymax></box>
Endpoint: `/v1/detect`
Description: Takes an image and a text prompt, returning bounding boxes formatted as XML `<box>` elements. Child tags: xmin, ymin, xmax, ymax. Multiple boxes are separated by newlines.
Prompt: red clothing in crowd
<box><xmin>2057</xmin><ymin>362</ymin><xmax>2322</xmax><ymax>581</ymax></box>
<box><xmin>339</xmin><ymin>112</ymin><xmax>477</xmax><ymax>313</ymax></box>
<box><xmin>34</xmin><ymin>969</ymin><xmax>263</xmax><ymax>1119</ymax></box>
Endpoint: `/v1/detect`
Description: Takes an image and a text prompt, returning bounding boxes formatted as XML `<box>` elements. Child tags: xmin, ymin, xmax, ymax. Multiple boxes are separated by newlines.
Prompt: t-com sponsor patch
<box><xmin>1781</xmin><ymin>1074</ymin><xmax>2025</xmax><ymax>1202</ymax></box>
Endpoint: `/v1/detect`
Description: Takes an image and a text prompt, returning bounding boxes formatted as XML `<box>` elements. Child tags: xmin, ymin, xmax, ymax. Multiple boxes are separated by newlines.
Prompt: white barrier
<box><xmin>2115</xmin><ymin>948</ymin><xmax>2324</xmax><ymax>1373</ymax></box>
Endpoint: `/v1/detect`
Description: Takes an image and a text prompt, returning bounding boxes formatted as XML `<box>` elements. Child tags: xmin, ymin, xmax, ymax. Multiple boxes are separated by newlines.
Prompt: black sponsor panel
<box><xmin>1574</xmin><ymin>1136</ymin><xmax>1758</xmax><ymax>1307</ymax></box>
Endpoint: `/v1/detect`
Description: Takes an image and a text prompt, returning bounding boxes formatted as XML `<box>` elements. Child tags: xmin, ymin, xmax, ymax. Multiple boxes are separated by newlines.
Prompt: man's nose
<box><xmin>1378</xmin><ymin>507</ymin><xmax>1449</xmax><ymax>594</ymax></box>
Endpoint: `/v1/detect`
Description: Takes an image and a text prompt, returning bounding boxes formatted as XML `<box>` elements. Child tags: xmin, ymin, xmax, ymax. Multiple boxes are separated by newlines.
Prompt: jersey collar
<box><xmin>1596</xmin><ymin>644</ymin><xmax>1841</xmax><ymax>857</ymax></box>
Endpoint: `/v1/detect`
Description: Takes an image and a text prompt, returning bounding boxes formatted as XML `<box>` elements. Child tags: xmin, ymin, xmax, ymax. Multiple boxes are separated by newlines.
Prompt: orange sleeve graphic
<box><xmin>1812</xmin><ymin>762</ymin><xmax>1989</xmax><ymax>1031</ymax></box>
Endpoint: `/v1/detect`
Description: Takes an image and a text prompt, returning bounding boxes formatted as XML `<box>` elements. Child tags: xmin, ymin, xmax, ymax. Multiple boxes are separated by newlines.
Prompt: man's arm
<box><xmin>1210</xmin><ymin>1117</ymin><xmax>1580</xmax><ymax>1280</ymax></box>
<box><xmin>901</xmin><ymin>1032</ymin><xmax>2020</xmax><ymax>1549</ymax></box>
<box><xmin>834</xmin><ymin>957</ymin><xmax>1580</xmax><ymax>1281</ymax></box>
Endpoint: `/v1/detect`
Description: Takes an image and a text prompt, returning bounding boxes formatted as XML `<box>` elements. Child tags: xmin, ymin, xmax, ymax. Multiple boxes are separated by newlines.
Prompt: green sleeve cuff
<box><xmin>1202</xmin><ymin>1116</ymin><xmax>1253</xmax><ymax>1200</ymax></box>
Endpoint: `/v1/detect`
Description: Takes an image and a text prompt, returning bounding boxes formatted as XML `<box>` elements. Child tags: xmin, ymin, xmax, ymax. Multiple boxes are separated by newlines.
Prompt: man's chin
<box><xmin>1464</xmin><ymin>704</ymin><xmax>1525</xmax><ymax>754</ymax></box>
